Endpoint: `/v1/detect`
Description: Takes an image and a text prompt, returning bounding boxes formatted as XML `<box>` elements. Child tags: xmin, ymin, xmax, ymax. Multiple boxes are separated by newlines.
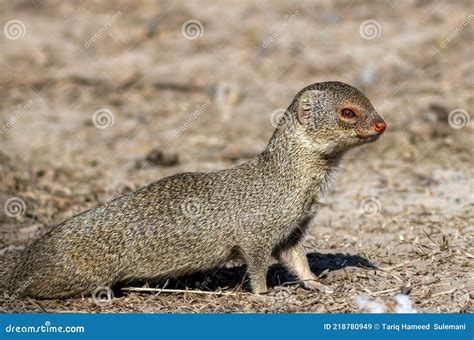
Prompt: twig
<box><xmin>381</xmin><ymin>213</ymin><xmax>409</xmax><ymax>229</ymax></box>
<box><xmin>376</xmin><ymin>270</ymin><xmax>405</xmax><ymax>283</ymax></box>
<box><xmin>431</xmin><ymin>288</ymin><xmax>457</xmax><ymax>297</ymax></box>
<box><xmin>122</xmin><ymin>287</ymin><xmax>240</xmax><ymax>296</ymax></box>
<box><xmin>368</xmin><ymin>288</ymin><xmax>399</xmax><ymax>296</ymax></box>
<box><xmin>378</xmin><ymin>260</ymin><xmax>410</xmax><ymax>271</ymax></box>
<box><xmin>28</xmin><ymin>298</ymin><xmax>47</xmax><ymax>313</ymax></box>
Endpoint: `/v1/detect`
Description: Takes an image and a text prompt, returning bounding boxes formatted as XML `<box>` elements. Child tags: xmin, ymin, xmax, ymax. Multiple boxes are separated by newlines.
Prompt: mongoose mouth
<box><xmin>356</xmin><ymin>133</ymin><xmax>381</xmax><ymax>142</ymax></box>
<box><xmin>356</xmin><ymin>120</ymin><xmax>386</xmax><ymax>142</ymax></box>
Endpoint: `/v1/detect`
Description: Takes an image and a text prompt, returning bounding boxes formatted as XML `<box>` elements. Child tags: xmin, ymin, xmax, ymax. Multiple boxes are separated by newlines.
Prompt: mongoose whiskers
<box><xmin>8</xmin><ymin>81</ymin><xmax>386</xmax><ymax>298</ymax></box>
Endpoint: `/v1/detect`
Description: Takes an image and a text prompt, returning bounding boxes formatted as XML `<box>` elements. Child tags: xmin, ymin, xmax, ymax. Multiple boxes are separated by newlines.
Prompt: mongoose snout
<box><xmin>373</xmin><ymin>120</ymin><xmax>386</xmax><ymax>133</ymax></box>
<box><xmin>8</xmin><ymin>81</ymin><xmax>386</xmax><ymax>299</ymax></box>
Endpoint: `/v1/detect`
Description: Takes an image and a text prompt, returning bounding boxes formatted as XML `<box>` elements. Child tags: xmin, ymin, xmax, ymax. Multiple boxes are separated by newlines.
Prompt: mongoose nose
<box><xmin>373</xmin><ymin>121</ymin><xmax>386</xmax><ymax>133</ymax></box>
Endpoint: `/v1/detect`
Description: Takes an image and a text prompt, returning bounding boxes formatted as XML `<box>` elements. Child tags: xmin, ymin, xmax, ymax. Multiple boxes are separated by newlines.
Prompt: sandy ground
<box><xmin>0</xmin><ymin>0</ymin><xmax>473</xmax><ymax>313</ymax></box>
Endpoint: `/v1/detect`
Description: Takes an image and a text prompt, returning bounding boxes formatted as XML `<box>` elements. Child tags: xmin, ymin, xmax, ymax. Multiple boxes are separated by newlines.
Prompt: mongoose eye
<box><xmin>341</xmin><ymin>109</ymin><xmax>356</xmax><ymax>119</ymax></box>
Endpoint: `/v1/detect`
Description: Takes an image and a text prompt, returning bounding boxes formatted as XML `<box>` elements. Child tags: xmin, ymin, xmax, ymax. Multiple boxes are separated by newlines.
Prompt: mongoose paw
<box><xmin>302</xmin><ymin>280</ymin><xmax>334</xmax><ymax>294</ymax></box>
<box><xmin>253</xmin><ymin>286</ymin><xmax>269</xmax><ymax>295</ymax></box>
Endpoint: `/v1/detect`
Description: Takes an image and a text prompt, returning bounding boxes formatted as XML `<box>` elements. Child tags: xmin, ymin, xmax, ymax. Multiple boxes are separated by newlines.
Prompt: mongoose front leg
<box><xmin>241</xmin><ymin>246</ymin><xmax>271</xmax><ymax>294</ymax></box>
<box><xmin>248</xmin><ymin>269</ymin><xmax>268</xmax><ymax>294</ymax></box>
<box><xmin>278</xmin><ymin>243</ymin><xmax>333</xmax><ymax>293</ymax></box>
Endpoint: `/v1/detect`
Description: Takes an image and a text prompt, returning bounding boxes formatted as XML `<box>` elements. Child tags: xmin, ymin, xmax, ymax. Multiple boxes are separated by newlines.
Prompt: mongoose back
<box><xmin>8</xmin><ymin>81</ymin><xmax>386</xmax><ymax>298</ymax></box>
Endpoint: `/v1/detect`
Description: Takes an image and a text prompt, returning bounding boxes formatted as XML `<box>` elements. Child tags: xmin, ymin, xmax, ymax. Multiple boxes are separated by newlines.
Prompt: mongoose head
<box><xmin>287</xmin><ymin>81</ymin><xmax>386</xmax><ymax>156</ymax></box>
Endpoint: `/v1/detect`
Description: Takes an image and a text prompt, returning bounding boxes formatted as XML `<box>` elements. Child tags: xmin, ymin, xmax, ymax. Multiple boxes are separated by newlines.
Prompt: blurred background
<box><xmin>0</xmin><ymin>0</ymin><xmax>472</xmax><ymax>312</ymax></box>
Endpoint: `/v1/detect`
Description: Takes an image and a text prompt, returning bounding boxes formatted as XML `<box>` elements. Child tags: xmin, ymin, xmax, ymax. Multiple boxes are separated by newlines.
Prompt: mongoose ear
<box><xmin>297</xmin><ymin>90</ymin><xmax>324</xmax><ymax>125</ymax></box>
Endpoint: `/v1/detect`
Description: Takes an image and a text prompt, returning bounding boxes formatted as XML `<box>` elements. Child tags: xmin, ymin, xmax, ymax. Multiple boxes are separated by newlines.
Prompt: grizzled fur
<box><xmin>8</xmin><ymin>81</ymin><xmax>385</xmax><ymax>298</ymax></box>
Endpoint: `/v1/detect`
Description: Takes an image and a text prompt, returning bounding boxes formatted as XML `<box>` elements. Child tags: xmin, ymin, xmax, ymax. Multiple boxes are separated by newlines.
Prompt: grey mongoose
<box><xmin>8</xmin><ymin>81</ymin><xmax>386</xmax><ymax>299</ymax></box>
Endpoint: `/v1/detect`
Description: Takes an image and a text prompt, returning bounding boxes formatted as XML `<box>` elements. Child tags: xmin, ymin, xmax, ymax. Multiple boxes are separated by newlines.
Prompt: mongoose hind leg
<box><xmin>278</xmin><ymin>243</ymin><xmax>333</xmax><ymax>294</ymax></box>
<box><xmin>20</xmin><ymin>275</ymin><xmax>91</xmax><ymax>299</ymax></box>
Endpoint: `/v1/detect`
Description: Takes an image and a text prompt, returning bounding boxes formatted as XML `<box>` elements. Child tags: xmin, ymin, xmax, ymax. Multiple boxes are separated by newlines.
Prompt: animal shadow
<box><xmin>118</xmin><ymin>252</ymin><xmax>376</xmax><ymax>294</ymax></box>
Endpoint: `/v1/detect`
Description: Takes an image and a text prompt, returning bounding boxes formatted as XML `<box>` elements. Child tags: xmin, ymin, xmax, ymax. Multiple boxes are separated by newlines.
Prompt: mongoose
<box><xmin>8</xmin><ymin>81</ymin><xmax>386</xmax><ymax>299</ymax></box>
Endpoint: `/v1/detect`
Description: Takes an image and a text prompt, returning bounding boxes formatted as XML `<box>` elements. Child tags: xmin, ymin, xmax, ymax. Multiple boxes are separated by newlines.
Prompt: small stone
<box><xmin>145</xmin><ymin>149</ymin><xmax>179</xmax><ymax>167</ymax></box>
<box><xmin>400</xmin><ymin>286</ymin><xmax>412</xmax><ymax>295</ymax></box>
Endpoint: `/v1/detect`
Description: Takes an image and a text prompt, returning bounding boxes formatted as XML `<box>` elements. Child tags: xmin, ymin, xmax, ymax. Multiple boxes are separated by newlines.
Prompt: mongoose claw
<box><xmin>302</xmin><ymin>280</ymin><xmax>334</xmax><ymax>294</ymax></box>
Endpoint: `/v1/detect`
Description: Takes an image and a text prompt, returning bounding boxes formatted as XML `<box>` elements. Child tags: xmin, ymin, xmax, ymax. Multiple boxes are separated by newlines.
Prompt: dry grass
<box><xmin>0</xmin><ymin>0</ymin><xmax>473</xmax><ymax>313</ymax></box>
